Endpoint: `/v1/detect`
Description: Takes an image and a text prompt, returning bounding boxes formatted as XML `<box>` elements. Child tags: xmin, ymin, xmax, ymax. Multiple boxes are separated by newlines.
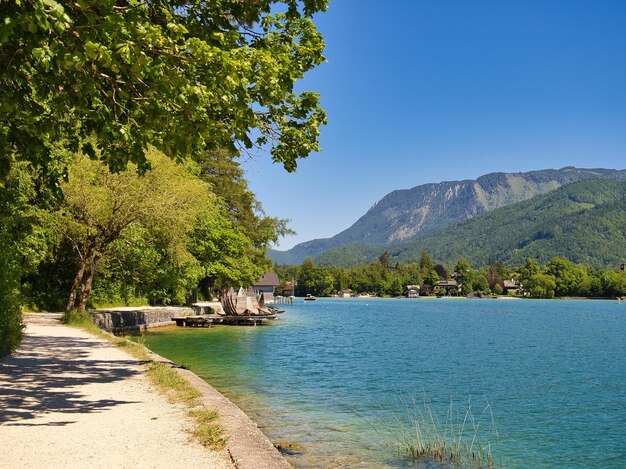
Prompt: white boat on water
<box><xmin>304</xmin><ymin>294</ymin><xmax>316</xmax><ymax>301</ymax></box>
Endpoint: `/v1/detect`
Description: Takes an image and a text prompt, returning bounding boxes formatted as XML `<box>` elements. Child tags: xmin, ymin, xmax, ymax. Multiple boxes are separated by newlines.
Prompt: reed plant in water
<box><xmin>368</xmin><ymin>392</ymin><xmax>501</xmax><ymax>468</ymax></box>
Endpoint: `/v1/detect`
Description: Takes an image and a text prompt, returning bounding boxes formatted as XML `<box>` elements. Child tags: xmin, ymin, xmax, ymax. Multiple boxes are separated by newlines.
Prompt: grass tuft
<box><xmin>147</xmin><ymin>362</ymin><xmax>202</xmax><ymax>404</ymax></box>
<box><xmin>112</xmin><ymin>335</ymin><xmax>150</xmax><ymax>360</ymax></box>
<box><xmin>366</xmin><ymin>392</ymin><xmax>502</xmax><ymax>468</ymax></box>
<box><xmin>189</xmin><ymin>409</ymin><xmax>227</xmax><ymax>448</ymax></box>
<box><xmin>62</xmin><ymin>310</ymin><xmax>102</xmax><ymax>334</ymax></box>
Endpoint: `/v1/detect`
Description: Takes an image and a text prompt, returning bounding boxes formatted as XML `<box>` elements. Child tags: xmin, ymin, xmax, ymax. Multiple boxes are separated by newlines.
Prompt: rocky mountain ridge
<box><xmin>269</xmin><ymin>167</ymin><xmax>626</xmax><ymax>265</ymax></box>
<box><xmin>315</xmin><ymin>178</ymin><xmax>626</xmax><ymax>269</ymax></box>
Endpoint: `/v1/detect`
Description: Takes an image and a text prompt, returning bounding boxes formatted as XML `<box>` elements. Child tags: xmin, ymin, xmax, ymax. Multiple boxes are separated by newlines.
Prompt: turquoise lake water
<box><xmin>142</xmin><ymin>298</ymin><xmax>626</xmax><ymax>468</ymax></box>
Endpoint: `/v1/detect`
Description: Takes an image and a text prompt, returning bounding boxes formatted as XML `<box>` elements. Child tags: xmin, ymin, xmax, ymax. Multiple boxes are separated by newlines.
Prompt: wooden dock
<box><xmin>171</xmin><ymin>314</ymin><xmax>278</xmax><ymax>327</ymax></box>
<box><xmin>171</xmin><ymin>296</ymin><xmax>284</xmax><ymax>328</ymax></box>
<box><xmin>222</xmin><ymin>315</ymin><xmax>277</xmax><ymax>326</ymax></box>
<box><xmin>171</xmin><ymin>315</ymin><xmax>222</xmax><ymax>328</ymax></box>
<box><xmin>274</xmin><ymin>295</ymin><xmax>295</xmax><ymax>305</ymax></box>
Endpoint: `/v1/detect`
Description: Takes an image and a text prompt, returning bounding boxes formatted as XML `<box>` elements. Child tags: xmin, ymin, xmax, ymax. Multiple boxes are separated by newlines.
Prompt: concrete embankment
<box><xmin>148</xmin><ymin>350</ymin><xmax>292</xmax><ymax>469</ymax></box>
<box><xmin>0</xmin><ymin>313</ymin><xmax>291</xmax><ymax>469</ymax></box>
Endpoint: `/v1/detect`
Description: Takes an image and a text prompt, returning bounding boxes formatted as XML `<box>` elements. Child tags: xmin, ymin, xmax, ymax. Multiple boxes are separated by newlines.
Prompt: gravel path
<box><xmin>0</xmin><ymin>314</ymin><xmax>233</xmax><ymax>469</ymax></box>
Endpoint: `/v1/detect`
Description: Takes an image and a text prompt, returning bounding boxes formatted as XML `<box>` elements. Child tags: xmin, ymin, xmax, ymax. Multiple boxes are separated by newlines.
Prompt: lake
<box><xmin>142</xmin><ymin>298</ymin><xmax>626</xmax><ymax>468</ymax></box>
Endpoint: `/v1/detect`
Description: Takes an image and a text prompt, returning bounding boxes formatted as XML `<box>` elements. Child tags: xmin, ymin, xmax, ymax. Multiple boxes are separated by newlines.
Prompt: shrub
<box><xmin>0</xmin><ymin>246</ymin><xmax>24</xmax><ymax>356</ymax></box>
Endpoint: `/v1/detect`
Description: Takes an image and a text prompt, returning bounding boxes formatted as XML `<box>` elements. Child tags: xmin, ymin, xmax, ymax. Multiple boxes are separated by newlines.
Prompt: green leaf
<box><xmin>84</xmin><ymin>41</ymin><xmax>99</xmax><ymax>60</ymax></box>
<box><xmin>32</xmin><ymin>47</ymin><xmax>45</xmax><ymax>61</ymax></box>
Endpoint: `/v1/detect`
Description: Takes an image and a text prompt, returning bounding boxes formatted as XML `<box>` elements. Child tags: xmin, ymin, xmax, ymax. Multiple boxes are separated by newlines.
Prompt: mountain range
<box><xmin>268</xmin><ymin>167</ymin><xmax>626</xmax><ymax>266</ymax></box>
<box><xmin>316</xmin><ymin>178</ymin><xmax>626</xmax><ymax>269</ymax></box>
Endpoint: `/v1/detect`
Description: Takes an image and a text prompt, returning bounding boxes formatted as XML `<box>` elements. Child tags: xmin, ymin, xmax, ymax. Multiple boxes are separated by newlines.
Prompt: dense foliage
<box><xmin>1</xmin><ymin>0</ymin><xmax>328</xmax><ymax>179</ymax></box>
<box><xmin>0</xmin><ymin>1</ymin><xmax>328</xmax><ymax>355</ymax></box>
<box><xmin>0</xmin><ymin>161</ymin><xmax>56</xmax><ymax>355</ymax></box>
<box><xmin>315</xmin><ymin>179</ymin><xmax>626</xmax><ymax>270</ymax></box>
<box><xmin>19</xmin><ymin>149</ymin><xmax>280</xmax><ymax>313</ymax></box>
<box><xmin>276</xmin><ymin>252</ymin><xmax>626</xmax><ymax>299</ymax></box>
<box><xmin>60</xmin><ymin>149</ymin><xmax>214</xmax><ymax>312</ymax></box>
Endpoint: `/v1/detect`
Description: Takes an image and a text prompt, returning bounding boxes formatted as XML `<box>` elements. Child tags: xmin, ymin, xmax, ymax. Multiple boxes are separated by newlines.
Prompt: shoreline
<box><xmin>316</xmin><ymin>295</ymin><xmax>620</xmax><ymax>301</ymax></box>
<box><xmin>1</xmin><ymin>313</ymin><xmax>291</xmax><ymax>469</ymax></box>
<box><xmin>143</xmin><ymin>348</ymin><xmax>291</xmax><ymax>469</ymax></box>
<box><xmin>96</xmin><ymin>318</ymin><xmax>294</xmax><ymax>468</ymax></box>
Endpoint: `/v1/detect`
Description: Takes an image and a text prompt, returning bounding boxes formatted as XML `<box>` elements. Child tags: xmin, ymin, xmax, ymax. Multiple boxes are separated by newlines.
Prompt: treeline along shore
<box><xmin>275</xmin><ymin>252</ymin><xmax>626</xmax><ymax>299</ymax></box>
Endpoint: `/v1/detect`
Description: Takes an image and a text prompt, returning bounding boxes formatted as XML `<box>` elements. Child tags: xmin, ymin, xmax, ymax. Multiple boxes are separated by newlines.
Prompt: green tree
<box><xmin>198</xmin><ymin>149</ymin><xmax>293</xmax><ymax>250</ymax></box>
<box><xmin>383</xmin><ymin>273</ymin><xmax>405</xmax><ymax>297</ymax></box>
<box><xmin>519</xmin><ymin>258</ymin><xmax>541</xmax><ymax>284</ymax></box>
<box><xmin>190</xmin><ymin>212</ymin><xmax>268</xmax><ymax>296</ymax></box>
<box><xmin>473</xmin><ymin>273</ymin><xmax>490</xmax><ymax>295</ymax></box>
<box><xmin>1</xmin><ymin>1</ymin><xmax>329</xmax><ymax>352</ymax></box>
<box><xmin>579</xmin><ymin>273</ymin><xmax>602</xmax><ymax>297</ymax></box>
<box><xmin>295</xmin><ymin>258</ymin><xmax>337</xmax><ymax>296</ymax></box>
<box><xmin>403</xmin><ymin>263</ymin><xmax>423</xmax><ymax>286</ymax></box>
<box><xmin>544</xmin><ymin>257</ymin><xmax>588</xmax><ymax>297</ymax></box>
<box><xmin>0</xmin><ymin>162</ymin><xmax>54</xmax><ymax>354</ymax></box>
<box><xmin>599</xmin><ymin>270</ymin><xmax>626</xmax><ymax>297</ymax></box>
<box><xmin>425</xmin><ymin>269</ymin><xmax>441</xmax><ymax>288</ymax></box>
<box><xmin>1</xmin><ymin>1</ymin><xmax>328</xmax><ymax>179</ymax></box>
<box><xmin>0</xmin><ymin>242</ymin><xmax>22</xmax><ymax>356</ymax></box>
<box><xmin>366</xmin><ymin>260</ymin><xmax>387</xmax><ymax>296</ymax></box>
<box><xmin>336</xmin><ymin>268</ymin><xmax>350</xmax><ymax>291</ymax></box>
<box><xmin>526</xmin><ymin>274</ymin><xmax>556</xmax><ymax>299</ymax></box>
<box><xmin>454</xmin><ymin>258</ymin><xmax>473</xmax><ymax>294</ymax></box>
<box><xmin>419</xmin><ymin>251</ymin><xmax>433</xmax><ymax>278</ymax></box>
<box><xmin>348</xmin><ymin>266</ymin><xmax>373</xmax><ymax>294</ymax></box>
<box><xmin>296</xmin><ymin>257</ymin><xmax>318</xmax><ymax>296</ymax></box>
<box><xmin>103</xmin><ymin>231</ymin><xmax>204</xmax><ymax>306</ymax></box>
<box><xmin>60</xmin><ymin>149</ymin><xmax>212</xmax><ymax>313</ymax></box>
<box><xmin>379</xmin><ymin>251</ymin><xmax>392</xmax><ymax>272</ymax></box>
<box><xmin>315</xmin><ymin>267</ymin><xmax>337</xmax><ymax>297</ymax></box>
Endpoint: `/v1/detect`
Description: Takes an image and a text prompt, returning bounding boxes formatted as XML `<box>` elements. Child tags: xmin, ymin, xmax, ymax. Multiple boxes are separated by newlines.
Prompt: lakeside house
<box><xmin>252</xmin><ymin>271</ymin><xmax>280</xmax><ymax>304</ymax></box>
<box><xmin>434</xmin><ymin>280</ymin><xmax>461</xmax><ymax>295</ymax></box>
<box><xmin>406</xmin><ymin>285</ymin><xmax>420</xmax><ymax>298</ymax></box>
<box><xmin>281</xmin><ymin>281</ymin><xmax>294</xmax><ymax>297</ymax></box>
<box><xmin>338</xmin><ymin>289</ymin><xmax>353</xmax><ymax>298</ymax></box>
<box><xmin>503</xmin><ymin>279</ymin><xmax>524</xmax><ymax>295</ymax></box>
<box><xmin>420</xmin><ymin>284</ymin><xmax>433</xmax><ymax>295</ymax></box>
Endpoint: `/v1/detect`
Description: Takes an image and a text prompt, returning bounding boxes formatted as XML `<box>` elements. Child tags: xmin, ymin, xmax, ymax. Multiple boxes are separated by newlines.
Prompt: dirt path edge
<box><xmin>145</xmin><ymin>350</ymin><xmax>292</xmax><ymax>469</ymax></box>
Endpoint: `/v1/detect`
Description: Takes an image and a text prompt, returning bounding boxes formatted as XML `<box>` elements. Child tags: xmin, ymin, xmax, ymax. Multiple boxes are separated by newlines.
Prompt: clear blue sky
<box><xmin>243</xmin><ymin>0</ymin><xmax>626</xmax><ymax>250</ymax></box>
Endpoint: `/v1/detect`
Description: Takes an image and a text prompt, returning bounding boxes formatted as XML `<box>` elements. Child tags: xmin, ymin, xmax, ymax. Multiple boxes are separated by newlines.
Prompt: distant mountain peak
<box><xmin>268</xmin><ymin>167</ymin><xmax>626</xmax><ymax>265</ymax></box>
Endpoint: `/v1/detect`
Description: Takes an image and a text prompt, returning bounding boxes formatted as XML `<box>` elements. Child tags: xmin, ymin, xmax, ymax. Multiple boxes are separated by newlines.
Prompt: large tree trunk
<box><xmin>77</xmin><ymin>252</ymin><xmax>102</xmax><ymax>314</ymax></box>
<box><xmin>65</xmin><ymin>246</ymin><xmax>92</xmax><ymax>313</ymax></box>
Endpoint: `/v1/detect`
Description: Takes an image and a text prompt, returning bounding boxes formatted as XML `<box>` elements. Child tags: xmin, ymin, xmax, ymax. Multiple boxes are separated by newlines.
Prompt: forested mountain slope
<box><xmin>270</xmin><ymin>167</ymin><xmax>626</xmax><ymax>265</ymax></box>
<box><xmin>315</xmin><ymin>179</ymin><xmax>626</xmax><ymax>270</ymax></box>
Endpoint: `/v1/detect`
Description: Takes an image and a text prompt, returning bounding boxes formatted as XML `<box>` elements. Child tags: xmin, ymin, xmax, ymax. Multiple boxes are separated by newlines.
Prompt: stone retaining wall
<box><xmin>90</xmin><ymin>307</ymin><xmax>193</xmax><ymax>332</ymax></box>
<box><xmin>90</xmin><ymin>302</ymin><xmax>226</xmax><ymax>332</ymax></box>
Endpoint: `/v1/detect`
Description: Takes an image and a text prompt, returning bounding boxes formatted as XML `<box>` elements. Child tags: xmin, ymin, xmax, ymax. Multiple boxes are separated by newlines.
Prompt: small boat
<box><xmin>304</xmin><ymin>294</ymin><xmax>316</xmax><ymax>301</ymax></box>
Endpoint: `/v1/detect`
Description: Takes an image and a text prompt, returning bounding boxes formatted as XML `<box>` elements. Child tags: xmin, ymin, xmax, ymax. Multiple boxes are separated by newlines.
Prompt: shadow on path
<box><xmin>0</xmin><ymin>326</ymin><xmax>141</xmax><ymax>425</ymax></box>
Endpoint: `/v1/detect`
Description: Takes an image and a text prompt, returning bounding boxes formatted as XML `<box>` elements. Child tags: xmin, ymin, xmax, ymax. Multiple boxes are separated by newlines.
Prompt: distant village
<box><xmin>252</xmin><ymin>270</ymin><xmax>525</xmax><ymax>301</ymax></box>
